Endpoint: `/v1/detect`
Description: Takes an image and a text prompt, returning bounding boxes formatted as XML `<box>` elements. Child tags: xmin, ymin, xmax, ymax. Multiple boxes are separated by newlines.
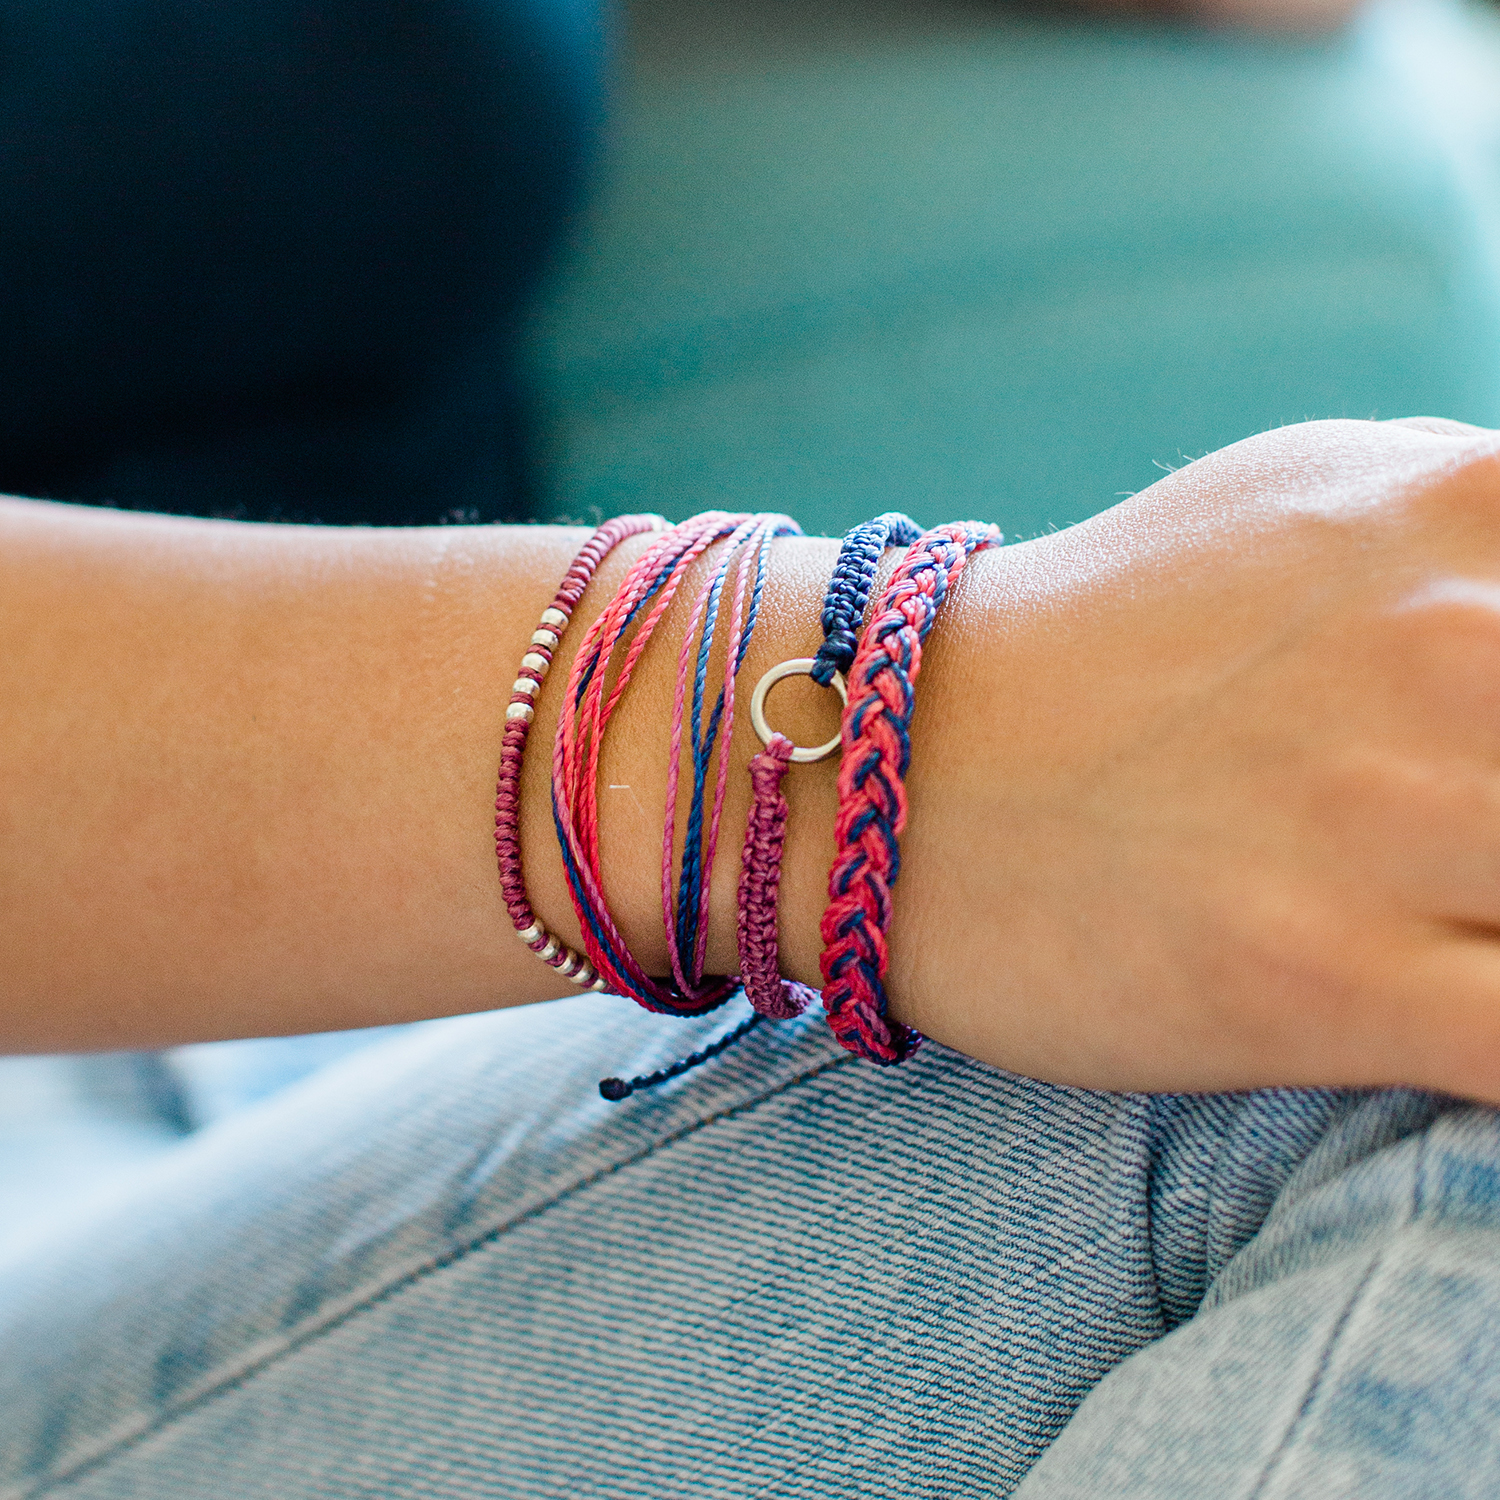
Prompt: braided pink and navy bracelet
<box><xmin>819</xmin><ymin>520</ymin><xmax>1002</xmax><ymax>1065</ymax></box>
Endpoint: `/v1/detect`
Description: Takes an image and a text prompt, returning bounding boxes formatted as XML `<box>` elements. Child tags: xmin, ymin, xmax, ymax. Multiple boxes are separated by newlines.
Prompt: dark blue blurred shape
<box><xmin>0</xmin><ymin>0</ymin><xmax>607</xmax><ymax>522</ymax></box>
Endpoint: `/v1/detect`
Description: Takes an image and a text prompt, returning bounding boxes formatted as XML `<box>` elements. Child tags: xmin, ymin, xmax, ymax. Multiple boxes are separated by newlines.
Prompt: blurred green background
<box><xmin>520</xmin><ymin>0</ymin><xmax>1500</xmax><ymax>539</ymax></box>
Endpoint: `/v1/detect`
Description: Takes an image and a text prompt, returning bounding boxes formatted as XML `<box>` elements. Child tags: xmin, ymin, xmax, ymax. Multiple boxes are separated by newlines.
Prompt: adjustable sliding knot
<box><xmin>598</xmin><ymin>1012</ymin><xmax>766</xmax><ymax>1101</ymax></box>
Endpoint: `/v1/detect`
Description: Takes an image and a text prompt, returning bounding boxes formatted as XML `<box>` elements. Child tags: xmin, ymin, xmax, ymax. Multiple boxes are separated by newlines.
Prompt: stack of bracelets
<box><xmin>494</xmin><ymin>509</ymin><xmax>1001</xmax><ymax>1099</ymax></box>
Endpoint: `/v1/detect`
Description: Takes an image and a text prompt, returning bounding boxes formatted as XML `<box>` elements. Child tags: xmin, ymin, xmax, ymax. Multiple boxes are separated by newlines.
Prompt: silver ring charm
<box><xmin>749</xmin><ymin>658</ymin><xmax>847</xmax><ymax>764</ymax></box>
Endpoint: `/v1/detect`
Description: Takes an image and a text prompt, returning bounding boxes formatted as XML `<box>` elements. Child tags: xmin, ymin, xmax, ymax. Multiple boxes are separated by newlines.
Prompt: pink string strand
<box><xmin>660</xmin><ymin>516</ymin><xmax>761</xmax><ymax>995</ymax></box>
<box><xmin>552</xmin><ymin>512</ymin><xmax>795</xmax><ymax>1015</ymax></box>
<box><xmin>555</xmin><ymin>515</ymin><xmax>735</xmax><ymax>1009</ymax></box>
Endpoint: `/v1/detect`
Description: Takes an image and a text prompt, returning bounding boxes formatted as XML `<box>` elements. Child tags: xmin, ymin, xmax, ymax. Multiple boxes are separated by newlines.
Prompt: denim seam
<box><xmin>19</xmin><ymin>1051</ymin><xmax>858</xmax><ymax>1500</ymax></box>
<box><xmin>1186</xmin><ymin>1093</ymin><xmax>1248</xmax><ymax>1325</ymax></box>
<box><xmin>1144</xmin><ymin>1093</ymin><xmax>1245</xmax><ymax>1333</ymax></box>
<box><xmin>1140</xmin><ymin>1095</ymin><xmax>1167</xmax><ymax>1330</ymax></box>
<box><xmin>1241</xmin><ymin>1126</ymin><xmax>1427</xmax><ymax>1500</ymax></box>
<box><xmin>1200</xmin><ymin>1094</ymin><xmax>1250</xmax><ymax>1287</ymax></box>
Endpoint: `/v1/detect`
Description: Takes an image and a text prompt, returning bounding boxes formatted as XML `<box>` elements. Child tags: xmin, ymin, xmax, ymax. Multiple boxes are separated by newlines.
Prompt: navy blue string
<box><xmin>599</xmin><ymin>1012</ymin><xmax>765</xmax><ymax>1101</ymax></box>
<box><xmin>673</xmin><ymin>519</ymin><xmax>790</xmax><ymax>973</ymax></box>
<box><xmin>810</xmin><ymin>512</ymin><xmax>923</xmax><ymax>686</ymax></box>
<box><xmin>672</xmin><ymin>522</ymin><xmax>748</xmax><ymax>973</ymax></box>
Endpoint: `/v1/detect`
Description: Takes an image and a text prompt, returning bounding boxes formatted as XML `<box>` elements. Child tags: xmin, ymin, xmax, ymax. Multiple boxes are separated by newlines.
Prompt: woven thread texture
<box><xmin>0</xmin><ymin>998</ymin><xmax>1377</xmax><ymax>1500</ymax></box>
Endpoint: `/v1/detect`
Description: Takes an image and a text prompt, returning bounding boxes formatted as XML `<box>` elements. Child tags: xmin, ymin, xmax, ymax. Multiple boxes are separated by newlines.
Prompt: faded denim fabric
<box><xmin>1017</xmin><ymin>1095</ymin><xmax>1500</xmax><ymax>1499</ymax></box>
<box><xmin>0</xmin><ymin>994</ymin><xmax>1485</xmax><ymax>1499</ymax></box>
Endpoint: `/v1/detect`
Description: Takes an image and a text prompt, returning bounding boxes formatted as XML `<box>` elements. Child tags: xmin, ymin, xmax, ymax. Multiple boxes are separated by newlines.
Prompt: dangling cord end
<box><xmin>599</xmin><ymin>1011</ymin><xmax>765</xmax><ymax>1102</ymax></box>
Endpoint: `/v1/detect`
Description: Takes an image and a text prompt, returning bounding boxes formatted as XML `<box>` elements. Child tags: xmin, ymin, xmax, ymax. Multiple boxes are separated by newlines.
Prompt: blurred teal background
<box><xmin>521</xmin><ymin>0</ymin><xmax>1500</xmax><ymax>539</ymax></box>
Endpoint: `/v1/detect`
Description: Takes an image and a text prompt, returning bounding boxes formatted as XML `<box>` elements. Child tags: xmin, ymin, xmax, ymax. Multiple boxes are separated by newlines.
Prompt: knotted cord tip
<box><xmin>599</xmin><ymin>1077</ymin><xmax>633</xmax><ymax>1102</ymax></box>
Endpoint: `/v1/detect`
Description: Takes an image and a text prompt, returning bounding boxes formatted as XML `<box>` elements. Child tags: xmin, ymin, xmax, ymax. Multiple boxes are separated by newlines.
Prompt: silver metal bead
<box><xmin>587</xmin><ymin>976</ymin><xmax>608</xmax><ymax>993</ymax></box>
<box><xmin>516</xmin><ymin>923</ymin><xmax>543</xmax><ymax>945</ymax></box>
<box><xmin>530</xmin><ymin>628</ymin><xmax>561</xmax><ymax>650</ymax></box>
<box><xmin>537</xmin><ymin>937</ymin><xmax>561</xmax><ymax>963</ymax></box>
<box><xmin>512</xmin><ymin>676</ymin><xmax>540</xmax><ymax>697</ymax></box>
<box><xmin>505</xmin><ymin>702</ymin><xmax>535</xmax><ymax>723</ymax></box>
<box><xmin>556</xmin><ymin>951</ymin><xmax>583</xmax><ymax>979</ymax></box>
<box><xmin>540</xmin><ymin>607</ymin><xmax>568</xmax><ymax>630</ymax></box>
<box><xmin>520</xmin><ymin>652</ymin><xmax>549</xmax><ymax>675</ymax></box>
<box><xmin>569</xmin><ymin>963</ymin><xmax>597</xmax><ymax>988</ymax></box>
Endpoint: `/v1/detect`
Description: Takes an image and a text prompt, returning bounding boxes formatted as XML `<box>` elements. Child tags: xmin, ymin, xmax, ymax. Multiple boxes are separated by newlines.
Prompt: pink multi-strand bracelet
<box><xmin>552</xmin><ymin>511</ymin><xmax>796</xmax><ymax>1014</ymax></box>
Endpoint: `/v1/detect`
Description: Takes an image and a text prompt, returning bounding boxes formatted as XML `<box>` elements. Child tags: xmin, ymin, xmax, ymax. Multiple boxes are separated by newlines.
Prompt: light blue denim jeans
<box><xmin>0</xmin><ymin>996</ymin><xmax>1494</xmax><ymax>1498</ymax></box>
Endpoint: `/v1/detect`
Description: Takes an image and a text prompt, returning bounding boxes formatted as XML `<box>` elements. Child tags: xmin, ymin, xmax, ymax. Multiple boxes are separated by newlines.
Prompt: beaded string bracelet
<box><xmin>494</xmin><ymin>514</ymin><xmax>666</xmax><ymax>991</ymax></box>
<box><xmin>819</xmin><ymin>520</ymin><xmax>1002</xmax><ymax>1065</ymax></box>
<box><xmin>736</xmin><ymin>513</ymin><xmax>923</xmax><ymax>1021</ymax></box>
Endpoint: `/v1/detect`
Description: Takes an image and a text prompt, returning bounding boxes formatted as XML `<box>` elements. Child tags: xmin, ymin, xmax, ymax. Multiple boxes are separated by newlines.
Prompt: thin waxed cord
<box><xmin>555</xmin><ymin>514</ymin><xmax>748</xmax><ymax>1013</ymax></box>
<box><xmin>554</xmin><ymin>512</ymin><xmax>799</xmax><ymax>1015</ymax></box>
<box><xmin>673</xmin><ymin>518</ymin><xmax>789</xmax><ymax>983</ymax></box>
<box><xmin>598</xmin><ymin>1013</ymin><xmax>766</xmax><ymax>1101</ymax></box>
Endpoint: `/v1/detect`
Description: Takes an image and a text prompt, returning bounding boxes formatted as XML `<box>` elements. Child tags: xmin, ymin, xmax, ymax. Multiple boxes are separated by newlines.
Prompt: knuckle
<box><xmin>1377</xmin><ymin>580</ymin><xmax>1500</xmax><ymax>706</ymax></box>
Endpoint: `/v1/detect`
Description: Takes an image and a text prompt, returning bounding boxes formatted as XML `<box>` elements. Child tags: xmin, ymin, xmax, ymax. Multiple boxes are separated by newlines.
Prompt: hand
<box><xmin>892</xmin><ymin>418</ymin><xmax>1500</xmax><ymax>1100</ymax></box>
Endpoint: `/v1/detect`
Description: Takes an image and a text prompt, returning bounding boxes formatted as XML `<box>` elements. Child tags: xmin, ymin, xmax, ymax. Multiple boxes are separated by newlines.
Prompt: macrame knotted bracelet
<box><xmin>811</xmin><ymin>512</ymin><xmax>924</xmax><ymax>686</ymax></box>
<box><xmin>736</xmin><ymin>513</ymin><xmax>920</xmax><ymax>1022</ymax></box>
<box><xmin>735</xmin><ymin>728</ymin><xmax>824</xmax><ymax>1021</ymax></box>
<box><xmin>819</xmin><ymin>520</ymin><xmax>1002</xmax><ymax>1065</ymax></box>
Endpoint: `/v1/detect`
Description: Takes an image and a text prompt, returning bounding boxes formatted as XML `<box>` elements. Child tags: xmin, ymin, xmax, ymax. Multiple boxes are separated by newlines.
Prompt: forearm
<box><xmin>14</xmin><ymin>417</ymin><xmax>1500</xmax><ymax>1104</ymax></box>
<box><xmin>0</xmin><ymin>499</ymin><xmax>850</xmax><ymax>1052</ymax></box>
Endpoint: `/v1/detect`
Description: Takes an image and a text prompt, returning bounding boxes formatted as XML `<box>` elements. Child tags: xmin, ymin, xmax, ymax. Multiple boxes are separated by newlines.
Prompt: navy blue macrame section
<box><xmin>810</xmin><ymin>513</ymin><xmax>924</xmax><ymax>686</ymax></box>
